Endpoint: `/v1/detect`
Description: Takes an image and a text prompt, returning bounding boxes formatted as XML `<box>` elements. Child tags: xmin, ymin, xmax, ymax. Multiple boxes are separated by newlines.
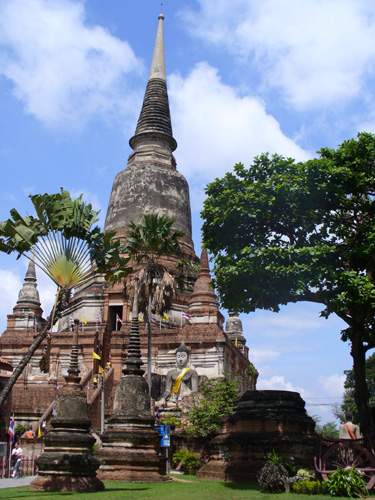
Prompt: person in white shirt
<box><xmin>11</xmin><ymin>443</ymin><xmax>23</xmax><ymax>478</ymax></box>
<box><xmin>339</xmin><ymin>415</ymin><xmax>362</xmax><ymax>440</ymax></box>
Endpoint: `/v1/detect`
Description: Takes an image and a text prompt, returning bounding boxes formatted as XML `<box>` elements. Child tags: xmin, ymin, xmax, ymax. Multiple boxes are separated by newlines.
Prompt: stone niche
<box><xmin>198</xmin><ymin>390</ymin><xmax>317</xmax><ymax>482</ymax></box>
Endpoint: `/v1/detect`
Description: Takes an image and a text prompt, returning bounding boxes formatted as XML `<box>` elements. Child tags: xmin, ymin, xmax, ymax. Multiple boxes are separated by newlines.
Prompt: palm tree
<box><xmin>125</xmin><ymin>214</ymin><xmax>183</xmax><ymax>393</ymax></box>
<box><xmin>0</xmin><ymin>189</ymin><xmax>128</xmax><ymax>408</ymax></box>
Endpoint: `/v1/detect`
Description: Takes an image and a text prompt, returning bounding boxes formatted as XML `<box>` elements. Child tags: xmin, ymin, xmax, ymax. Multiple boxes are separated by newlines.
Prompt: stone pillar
<box><xmin>98</xmin><ymin>314</ymin><xmax>166</xmax><ymax>482</ymax></box>
<box><xmin>31</xmin><ymin>320</ymin><xmax>104</xmax><ymax>492</ymax></box>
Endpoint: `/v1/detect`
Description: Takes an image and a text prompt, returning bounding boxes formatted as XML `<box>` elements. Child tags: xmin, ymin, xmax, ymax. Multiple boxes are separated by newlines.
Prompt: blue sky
<box><xmin>1</xmin><ymin>0</ymin><xmax>374</xmax><ymax>422</ymax></box>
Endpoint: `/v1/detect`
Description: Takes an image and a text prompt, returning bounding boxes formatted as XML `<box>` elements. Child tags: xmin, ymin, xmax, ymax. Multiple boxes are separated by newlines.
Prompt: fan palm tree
<box><xmin>0</xmin><ymin>189</ymin><xmax>129</xmax><ymax>408</ymax></box>
<box><xmin>125</xmin><ymin>214</ymin><xmax>183</xmax><ymax>392</ymax></box>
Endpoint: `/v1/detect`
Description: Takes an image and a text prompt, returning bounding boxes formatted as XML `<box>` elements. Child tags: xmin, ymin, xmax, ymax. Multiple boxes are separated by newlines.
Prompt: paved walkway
<box><xmin>0</xmin><ymin>476</ymin><xmax>35</xmax><ymax>488</ymax></box>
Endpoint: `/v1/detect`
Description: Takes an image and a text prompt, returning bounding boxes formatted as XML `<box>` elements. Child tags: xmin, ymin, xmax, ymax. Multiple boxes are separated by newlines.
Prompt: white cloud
<box><xmin>35</xmin><ymin>266</ymin><xmax>58</xmax><ymax>315</ymax></box>
<box><xmin>251</xmin><ymin>348</ymin><xmax>280</xmax><ymax>364</ymax></box>
<box><xmin>182</xmin><ymin>0</ymin><xmax>375</xmax><ymax>110</ymax></box>
<box><xmin>250</xmin><ymin>314</ymin><xmax>318</xmax><ymax>336</ymax></box>
<box><xmin>0</xmin><ymin>269</ymin><xmax>22</xmax><ymax>332</ymax></box>
<box><xmin>169</xmin><ymin>62</ymin><xmax>308</xmax><ymax>211</ymax></box>
<box><xmin>258</xmin><ymin>374</ymin><xmax>308</xmax><ymax>398</ymax></box>
<box><xmin>319</xmin><ymin>374</ymin><xmax>345</xmax><ymax>398</ymax></box>
<box><xmin>0</xmin><ymin>0</ymin><xmax>142</xmax><ymax>126</ymax></box>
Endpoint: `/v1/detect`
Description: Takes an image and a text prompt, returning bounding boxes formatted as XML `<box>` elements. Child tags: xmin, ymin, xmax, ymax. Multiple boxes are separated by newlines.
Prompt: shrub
<box><xmin>315</xmin><ymin>421</ymin><xmax>340</xmax><ymax>439</ymax></box>
<box><xmin>267</xmin><ymin>449</ymin><xmax>283</xmax><ymax>465</ymax></box>
<box><xmin>258</xmin><ymin>461</ymin><xmax>289</xmax><ymax>493</ymax></box>
<box><xmin>186</xmin><ymin>378</ymin><xmax>238</xmax><ymax>437</ymax></box>
<box><xmin>327</xmin><ymin>468</ymin><xmax>367</xmax><ymax>498</ymax></box>
<box><xmin>292</xmin><ymin>479</ymin><xmax>328</xmax><ymax>495</ymax></box>
<box><xmin>15</xmin><ymin>423</ymin><xmax>28</xmax><ymax>437</ymax></box>
<box><xmin>160</xmin><ymin>415</ymin><xmax>180</xmax><ymax>428</ymax></box>
<box><xmin>258</xmin><ymin>453</ymin><xmax>289</xmax><ymax>493</ymax></box>
<box><xmin>172</xmin><ymin>448</ymin><xmax>202</xmax><ymax>475</ymax></box>
<box><xmin>296</xmin><ymin>469</ymin><xmax>315</xmax><ymax>480</ymax></box>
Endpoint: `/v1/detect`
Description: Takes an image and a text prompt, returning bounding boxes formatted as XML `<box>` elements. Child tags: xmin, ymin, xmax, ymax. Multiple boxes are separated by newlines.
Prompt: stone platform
<box><xmin>98</xmin><ymin>419</ymin><xmax>167</xmax><ymax>482</ymax></box>
<box><xmin>198</xmin><ymin>390</ymin><xmax>317</xmax><ymax>482</ymax></box>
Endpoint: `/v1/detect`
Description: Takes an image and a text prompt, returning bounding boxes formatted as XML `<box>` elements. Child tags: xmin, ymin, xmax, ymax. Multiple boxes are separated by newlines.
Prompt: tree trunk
<box><xmin>0</xmin><ymin>316</ymin><xmax>53</xmax><ymax>409</ymax></box>
<box><xmin>351</xmin><ymin>330</ymin><xmax>374</xmax><ymax>445</ymax></box>
<box><xmin>146</xmin><ymin>295</ymin><xmax>152</xmax><ymax>396</ymax></box>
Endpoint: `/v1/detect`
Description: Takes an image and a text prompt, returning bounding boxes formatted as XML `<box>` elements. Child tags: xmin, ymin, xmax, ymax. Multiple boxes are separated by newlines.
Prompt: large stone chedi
<box><xmin>31</xmin><ymin>321</ymin><xmax>103</xmax><ymax>492</ymax></box>
<box><xmin>105</xmin><ymin>13</ymin><xmax>193</xmax><ymax>256</ymax></box>
<box><xmin>0</xmin><ymin>12</ymin><xmax>256</xmax><ymax>432</ymax></box>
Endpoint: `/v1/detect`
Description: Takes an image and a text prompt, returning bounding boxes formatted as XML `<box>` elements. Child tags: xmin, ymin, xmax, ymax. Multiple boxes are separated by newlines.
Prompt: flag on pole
<box><xmin>182</xmin><ymin>311</ymin><xmax>191</xmax><ymax>323</ymax></box>
<box><xmin>151</xmin><ymin>315</ymin><xmax>174</xmax><ymax>329</ymax></box>
<box><xmin>37</xmin><ymin>425</ymin><xmax>43</xmax><ymax>439</ymax></box>
<box><xmin>8</xmin><ymin>415</ymin><xmax>15</xmax><ymax>442</ymax></box>
<box><xmin>92</xmin><ymin>351</ymin><xmax>101</xmax><ymax>360</ymax></box>
<box><xmin>150</xmin><ymin>316</ymin><xmax>159</xmax><ymax>326</ymax></box>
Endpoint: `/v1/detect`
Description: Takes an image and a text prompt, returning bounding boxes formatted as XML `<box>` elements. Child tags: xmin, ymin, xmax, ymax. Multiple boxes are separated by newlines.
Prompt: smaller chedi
<box><xmin>31</xmin><ymin>320</ymin><xmax>103</xmax><ymax>492</ymax></box>
<box><xmin>157</xmin><ymin>343</ymin><xmax>198</xmax><ymax>411</ymax></box>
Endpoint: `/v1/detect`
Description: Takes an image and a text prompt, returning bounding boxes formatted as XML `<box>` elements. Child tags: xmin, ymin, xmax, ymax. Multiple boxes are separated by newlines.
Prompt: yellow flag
<box><xmin>92</xmin><ymin>351</ymin><xmax>101</xmax><ymax>360</ymax></box>
<box><xmin>98</xmin><ymin>365</ymin><xmax>104</xmax><ymax>374</ymax></box>
<box><xmin>162</xmin><ymin>312</ymin><xmax>169</xmax><ymax>321</ymax></box>
<box><xmin>37</xmin><ymin>426</ymin><xmax>43</xmax><ymax>439</ymax></box>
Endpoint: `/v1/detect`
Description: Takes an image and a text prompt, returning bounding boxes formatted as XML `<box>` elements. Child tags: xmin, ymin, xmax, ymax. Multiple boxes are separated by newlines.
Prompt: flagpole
<box><xmin>100</xmin><ymin>373</ymin><xmax>105</xmax><ymax>435</ymax></box>
<box><xmin>8</xmin><ymin>436</ymin><xmax>12</xmax><ymax>478</ymax></box>
<box><xmin>8</xmin><ymin>423</ymin><xmax>13</xmax><ymax>479</ymax></box>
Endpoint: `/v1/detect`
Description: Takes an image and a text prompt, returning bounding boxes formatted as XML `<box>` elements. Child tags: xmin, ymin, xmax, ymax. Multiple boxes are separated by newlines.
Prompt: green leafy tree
<box><xmin>202</xmin><ymin>132</ymin><xmax>375</xmax><ymax>440</ymax></box>
<box><xmin>186</xmin><ymin>378</ymin><xmax>238</xmax><ymax>437</ymax></box>
<box><xmin>315</xmin><ymin>421</ymin><xmax>340</xmax><ymax>439</ymax></box>
<box><xmin>336</xmin><ymin>353</ymin><xmax>375</xmax><ymax>424</ymax></box>
<box><xmin>0</xmin><ymin>189</ymin><xmax>128</xmax><ymax>408</ymax></box>
<box><xmin>125</xmin><ymin>214</ymin><xmax>183</xmax><ymax>391</ymax></box>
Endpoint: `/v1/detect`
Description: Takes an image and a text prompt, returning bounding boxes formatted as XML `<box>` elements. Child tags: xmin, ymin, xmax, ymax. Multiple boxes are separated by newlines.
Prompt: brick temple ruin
<box><xmin>0</xmin><ymin>14</ymin><xmax>257</xmax><ymax>430</ymax></box>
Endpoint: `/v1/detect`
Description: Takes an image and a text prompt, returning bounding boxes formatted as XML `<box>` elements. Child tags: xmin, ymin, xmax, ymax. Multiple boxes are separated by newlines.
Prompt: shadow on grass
<box><xmin>105</xmin><ymin>487</ymin><xmax>150</xmax><ymax>492</ymax></box>
<box><xmin>0</xmin><ymin>486</ymin><xmax>150</xmax><ymax>499</ymax></box>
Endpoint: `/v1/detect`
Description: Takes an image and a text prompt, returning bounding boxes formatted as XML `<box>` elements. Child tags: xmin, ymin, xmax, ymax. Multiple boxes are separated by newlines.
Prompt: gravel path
<box><xmin>0</xmin><ymin>476</ymin><xmax>35</xmax><ymax>489</ymax></box>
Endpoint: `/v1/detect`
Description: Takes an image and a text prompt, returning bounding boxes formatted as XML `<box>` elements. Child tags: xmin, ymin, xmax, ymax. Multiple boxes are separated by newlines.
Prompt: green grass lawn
<box><xmin>0</xmin><ymin>476</ymin><xmax>351</xmax><ymax>500</ymax></box>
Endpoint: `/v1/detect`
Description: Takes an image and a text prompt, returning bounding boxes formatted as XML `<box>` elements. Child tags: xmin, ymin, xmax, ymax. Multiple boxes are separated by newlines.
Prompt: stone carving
<box><xmin>158</xmin><ymin>343</ymin><xmax>198</xmax><ymax>407</ymax></box>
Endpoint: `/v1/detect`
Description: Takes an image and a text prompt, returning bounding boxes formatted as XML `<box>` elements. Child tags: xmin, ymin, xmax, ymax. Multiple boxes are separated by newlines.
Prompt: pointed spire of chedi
<box><xmin>129</xmin><ymin>13</ymin><xmax>176</xmax><ymax>152</ymax></box>
<box><xmin>105</xmin><ymin>14</ymin><xmax>194</xmax><ymax>256</ymax></box>
<box><xmin>8</xmin><ymin>260</ymin><xmax>43</xmax><ymax>331</ymax></box>
<box><xmin>149</xmin><ymin>14</ymin><xmax>166</xmax><ymax>80</ymax></box>
<box><xmin>188</xmin><ymin>249</ymin><xmax>221</xmax><ymax>324</ymax></box>
<box><xmin>17</xmin><ymin>260</ymin><xmax>41</xmax><ymax>308</ymax></box>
